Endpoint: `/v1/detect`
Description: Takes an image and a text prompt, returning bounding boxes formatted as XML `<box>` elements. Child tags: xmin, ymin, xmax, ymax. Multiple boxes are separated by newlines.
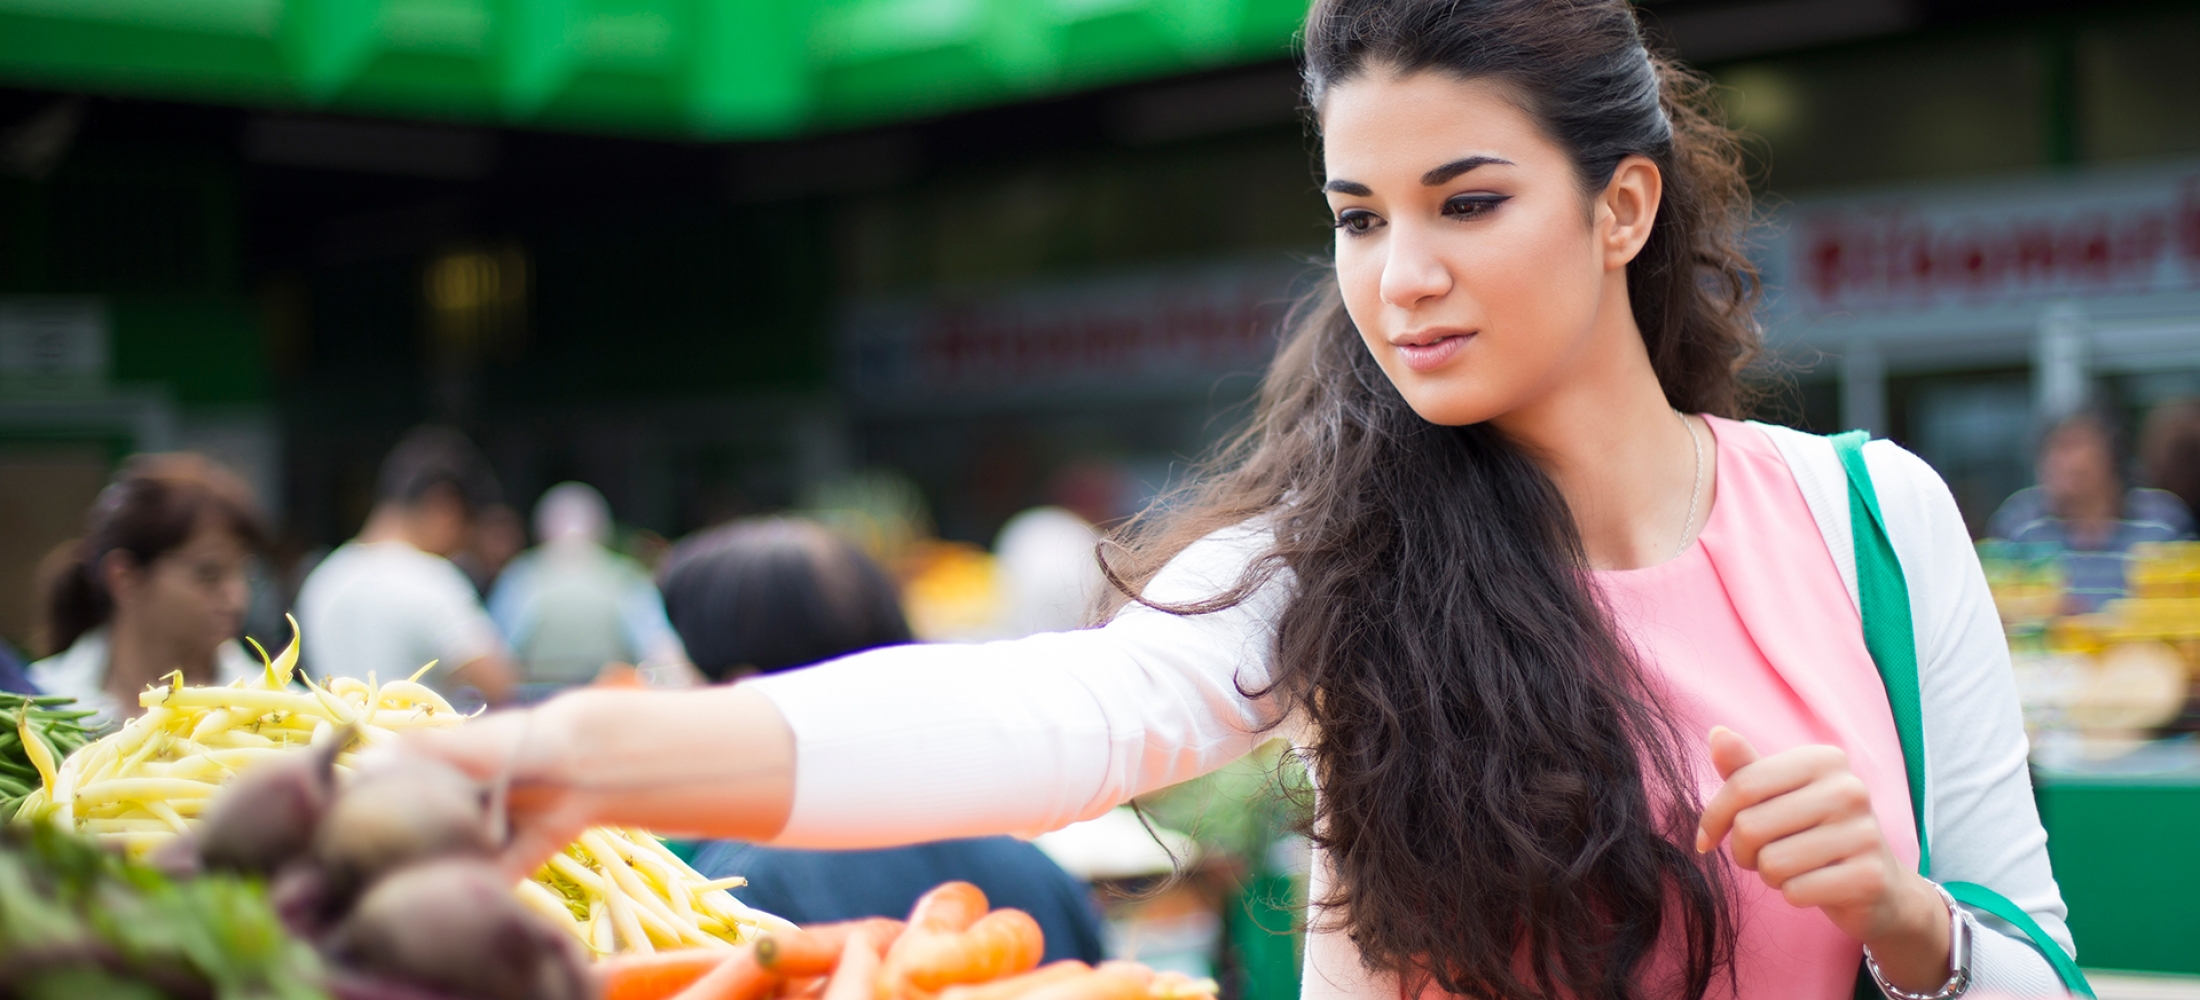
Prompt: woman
<box><xmin>31</xmin><ymin>453</ymin><xmax>268</xmax><ymax>726</ymax></box>
<box><xmin>415</xmin><ymin>2</ymin><xmax>2071</xmax><ymax>997</ymax></box>
<box><xmin>656</xmin><ymin>518</ymin><xmax>1108</xmax><ymax>964</ymax></box>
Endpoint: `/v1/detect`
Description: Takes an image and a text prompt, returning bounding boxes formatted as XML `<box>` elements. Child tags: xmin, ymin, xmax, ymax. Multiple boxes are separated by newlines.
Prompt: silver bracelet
<box><xmin>1864</xmin><ymin>881</ymin><xmax>1973</xmax><ymax>1000</ymax></box>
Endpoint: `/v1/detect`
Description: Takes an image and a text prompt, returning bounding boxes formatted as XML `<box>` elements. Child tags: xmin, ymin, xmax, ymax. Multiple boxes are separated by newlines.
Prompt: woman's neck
<box><xmin>1493</xmin><ymin>303</ymin><xmax>1712</xmax><ymax>572</ymax></box>
<box><xmin>102</xmin><ymin>611</ymin><xmax>217</xmax><ymax>712</ymax></box>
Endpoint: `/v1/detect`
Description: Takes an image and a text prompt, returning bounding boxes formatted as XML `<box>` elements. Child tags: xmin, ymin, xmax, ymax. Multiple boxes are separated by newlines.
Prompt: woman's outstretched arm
<box><xmin>408</xmin><ymin>521</ymin><xmax>1291</xmax><ymax>875</ymax></box>
<box><xmin>407</xmin><ymin>683</ymin><xmax>798</xmax><ymax>872</ymax></box>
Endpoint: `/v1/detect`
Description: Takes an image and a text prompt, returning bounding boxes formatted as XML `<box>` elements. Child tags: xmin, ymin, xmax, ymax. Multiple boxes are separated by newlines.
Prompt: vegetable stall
<box><xmin>0</xmin><ymin>625</ymin><xmax>1220</xmax><ymax>1000</ymax></box>
<box><xmin>1983</xmin><ymin>540</ymin><xmax>2200</xmax><ymax>976</ymax></box>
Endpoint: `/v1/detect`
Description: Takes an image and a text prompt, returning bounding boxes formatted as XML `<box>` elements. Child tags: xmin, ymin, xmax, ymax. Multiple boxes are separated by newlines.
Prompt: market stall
<box><xmin>1985</xmin><ymin>541</ymin><xmax>2200</xmax><ymax>976</ymax></box>
<box><xmin>0</xmin><ymin>626</ymin><xmax>1223</xmax><ymax>1000</ymax></box>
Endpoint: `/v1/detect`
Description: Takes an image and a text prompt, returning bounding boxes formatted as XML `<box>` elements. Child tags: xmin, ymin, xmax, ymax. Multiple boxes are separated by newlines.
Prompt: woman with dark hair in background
<box><xmin>29</xmin><ymin>453</ymin><xmax>268</xmax><ymax>726</ymax></box>
<box><xmin>660</xmin><ymin>518</ymin><xmax>1107</xmax><ymax>964</ymax></box>
<box><xmin>418</xmin><ymin>2</ymin><xmax>2077</xmax><ymax>996</ymax></box>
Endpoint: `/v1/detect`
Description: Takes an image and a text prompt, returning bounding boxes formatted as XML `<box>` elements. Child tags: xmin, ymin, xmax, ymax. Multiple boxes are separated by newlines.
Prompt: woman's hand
<box><xmin>1695</xmin><ymin>726</ymin><xmax>1954</xmax><ymax>993</ymax></box>
<box><xmin>398</xmin><ymin>685</ymin><xmax>798</xmax><ymax>878</ymax></box>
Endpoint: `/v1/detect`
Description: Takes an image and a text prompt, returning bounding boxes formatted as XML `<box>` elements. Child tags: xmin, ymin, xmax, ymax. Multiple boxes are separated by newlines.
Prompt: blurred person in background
<box><xmin>663</xmin><ymin>517</ymin><xmax>1106</xmax><ymax>963</ymax></box>
<box><xmin>1990</xmin><ymin>410</ymin><xmax>2193</xmax><ymax>611</ymax></box>
<box><xmin>455</xmin><ymin>502</ymin><xmax>527</xmax><ymax>598</ymax></box>
<box><xmin>2141</xmin><ymin>398</ymin><xmax>2200</xmax><ymax>529</ymax></box>
<box><xmin>0</xmin><ymin>637</ymin><xmax>34</xmax><ymax>695</ymax></box>
<box><xmin>992</xmin><ymin>462</ymin><xmax>1127</xmax><ymax>637</ymax></box>
<box><xmin>30</xmin><ymin>454</ymin><xmax>268</xmax><ymax>726</ymax></box>
<box><xmin>296</xmin><ymin>426</ymin><xmax>517</xmax><ymax>704</ymax></box>
<box><xmin>488</xmin><ymin>482</ymin><xmax>687</xmax><ymax>692</ymax></box>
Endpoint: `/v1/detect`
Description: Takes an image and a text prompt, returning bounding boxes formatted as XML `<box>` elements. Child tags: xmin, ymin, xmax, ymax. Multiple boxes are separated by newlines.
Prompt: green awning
<box><xmin>0</xmin><ymin>0</ymin><xmax>1308</xmax><ymax>139</ymax></box>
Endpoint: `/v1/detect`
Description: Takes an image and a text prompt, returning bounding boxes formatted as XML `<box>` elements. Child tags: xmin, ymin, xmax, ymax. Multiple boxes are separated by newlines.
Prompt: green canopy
<box><xmin>0</xmin><ymin>0</ymin><xmax>1307</xmax><ymax>138</ymax></box>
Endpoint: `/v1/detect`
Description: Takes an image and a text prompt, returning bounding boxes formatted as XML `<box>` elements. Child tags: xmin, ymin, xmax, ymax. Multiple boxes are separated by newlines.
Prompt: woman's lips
<box><xmin>1395</xmin><ymin>333</ymin><xmax>1471</xmax><ymax>373</ymax></box>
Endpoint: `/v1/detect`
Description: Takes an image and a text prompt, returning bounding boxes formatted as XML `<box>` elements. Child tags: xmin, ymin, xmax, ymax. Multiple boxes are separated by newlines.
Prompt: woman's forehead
<box><xmin>1318</xmin><ymin>72</ymin><xmax>1552</xmax><ymax>177</ymax></box>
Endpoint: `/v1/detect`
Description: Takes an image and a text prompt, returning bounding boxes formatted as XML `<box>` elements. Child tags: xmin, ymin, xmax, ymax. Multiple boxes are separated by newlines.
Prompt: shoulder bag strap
<box><xmin>1829</xmin><ymin>430</ymin><xmax>2095</xmax><ymax>998</ymax></box>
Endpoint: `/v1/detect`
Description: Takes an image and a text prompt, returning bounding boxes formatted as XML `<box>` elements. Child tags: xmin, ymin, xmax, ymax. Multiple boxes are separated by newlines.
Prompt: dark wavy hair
<box><xmin>658</xmin><ymin>518</ymin><xmax>913</xmax><ymax>681</ymax></box>
<box><xmin>1099</xmin><ymin>2</ymin><xmax>1763</xmax><ymax>998</ymax></box>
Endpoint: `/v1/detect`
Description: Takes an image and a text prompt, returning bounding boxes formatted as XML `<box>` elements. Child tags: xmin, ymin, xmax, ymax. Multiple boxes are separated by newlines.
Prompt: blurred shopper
<box><xmin>29</xmin><ymin>454</ymin><xmax>267</xmax><ymax>725</ymax></box>
<box><xmin>665</xmin><ymin>518</ymin><xmax>1105</xmax><ymax>963</ymax></box>
<box><xmin>2141</xmin><ymin>398</ymin><xmax>2200</xmax><ymax>528</ymax></box>
<box><xmin>0</xmin><ymin>640</ymin><xmax>33</xmax><ymax>695</ymax></box>
<box><xmin>488</xmin><ymin>482</ymin><xmax>686</xmax><ymax>690</ymax></box>
<box><xmin>994</xmin><ymin>508</ymin><xmax>1102</xmax><ymax>637</ymax></box>
<box><xmin>456</xmin><ymin>502</ymin><xmax>527</xmax><ymax>598</ymax></box>
<box><xmin>1990</xmin><ymin>411</ymin><xmax>2193</xmax><ymax>610</ymax></box>
<box><xmin>296</xmin><ymin>427</ymin><xmax>517</xmax><ymax>704</ymax></box>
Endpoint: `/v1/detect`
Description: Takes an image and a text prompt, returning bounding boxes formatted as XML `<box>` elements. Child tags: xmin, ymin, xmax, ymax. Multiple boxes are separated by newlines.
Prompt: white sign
<box><xmin>0</xmin><ymin>297</ymin><xmax>109</xmax><ymax>395</ymax></box>
<box><xmin>840</xmin><ymin>261</ymin><xmax>1305</xmax><ymax>411</ymax></box>
<box><xmin>1765</xmin><ymin>162</ymin><xmax>2200</xmax><ymax>319</ymax></box>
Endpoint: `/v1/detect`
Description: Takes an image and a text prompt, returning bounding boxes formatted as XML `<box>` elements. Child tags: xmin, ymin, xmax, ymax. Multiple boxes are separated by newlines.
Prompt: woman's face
<box><xmin>109</xmin><ymin>515</ymin><xmax>250</xmax><ymax>657</ymax></box>
<box><xmin>1320</xmin><ymin>70</ymin><xmax>1650</xmax><ymax>427</ymax></box>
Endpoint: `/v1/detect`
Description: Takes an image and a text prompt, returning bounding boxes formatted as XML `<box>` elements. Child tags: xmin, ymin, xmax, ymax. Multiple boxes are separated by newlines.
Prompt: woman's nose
<box><xmin>1378</xmin><ymin>226</ymin><xmax>1453</xmax><ymax>309</ymax></box>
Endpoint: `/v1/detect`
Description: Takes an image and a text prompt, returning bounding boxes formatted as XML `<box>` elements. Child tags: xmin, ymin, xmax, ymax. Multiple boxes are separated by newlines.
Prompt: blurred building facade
<box><xmin>0</xmin><ymin>0</ymin><xmax>2197</xmax><ymax>652</ymax></box>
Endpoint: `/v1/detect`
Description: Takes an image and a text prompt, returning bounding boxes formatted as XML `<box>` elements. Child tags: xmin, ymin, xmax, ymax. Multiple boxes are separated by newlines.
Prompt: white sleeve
<box><xmin>420</xmin><ymin>561</ymin><xmax>507</xmax><ymax>673</ymax></box>
<box><xmin>748</xmin><ymin>523</ymin><xmax>1291</xmax><ymax>849</ymax></box>
<box><xmin>1866</xmin><ymin>440</ymin><xmax>2074</xmax><ymax>996</ymax></box>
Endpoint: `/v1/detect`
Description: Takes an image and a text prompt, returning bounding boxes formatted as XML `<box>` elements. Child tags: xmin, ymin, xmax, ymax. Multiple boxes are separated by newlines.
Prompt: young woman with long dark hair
<box><xmin>414</xmin><ymin>2</ymin><xmax>2073</xmax><ymax>996</ymax></box>
<box><xmin>31</xmin><ymin>453</ymin><xmax>268</xmax><ymax>726</ymax></box>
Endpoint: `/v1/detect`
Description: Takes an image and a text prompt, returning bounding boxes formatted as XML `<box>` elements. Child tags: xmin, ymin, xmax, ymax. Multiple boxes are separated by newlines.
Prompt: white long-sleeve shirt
<box><xmin>750</xmin><ymin>424</ymin><xmax>2074</xmax><ymax>997</ymax></box>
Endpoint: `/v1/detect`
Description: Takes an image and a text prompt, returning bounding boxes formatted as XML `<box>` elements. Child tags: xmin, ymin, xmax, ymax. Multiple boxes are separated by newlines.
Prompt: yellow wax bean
<box><xmin>140</xmin><ymin>687</ymin><xmax>336</xmax><ymax>718</ymax></box>
<box><xmin>72</xmin><ymin>778</ymin><xmax>221</xmax><ymax>808</ymax></box>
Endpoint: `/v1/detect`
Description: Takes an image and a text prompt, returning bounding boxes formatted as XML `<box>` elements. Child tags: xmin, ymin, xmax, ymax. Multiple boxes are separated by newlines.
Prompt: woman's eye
<box><xmin>1332</xmin><ymin>209</ymin><xmax>1383</xmax><ymax>236</ymax></box>
<box><xmin>1443</xmin><ymin>195</ymin><xmax>1510</xmax><ymax>220</ymax></box>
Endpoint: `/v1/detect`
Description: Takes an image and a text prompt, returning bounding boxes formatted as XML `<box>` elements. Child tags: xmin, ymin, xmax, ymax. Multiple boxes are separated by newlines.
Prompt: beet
<box><xmin>314</xmin><ymin>756</ymin><xmax>496</xmax><ymax>901</ymax></box>
<box><xmin>323</xmin><ymin>859</ymin><xmax>595</xmax><ymax>1000</ymax></box>
<box><xmin>195</xmin><ymin>734</ymin><xmax>345</xmax><ymax>876</ymax></box>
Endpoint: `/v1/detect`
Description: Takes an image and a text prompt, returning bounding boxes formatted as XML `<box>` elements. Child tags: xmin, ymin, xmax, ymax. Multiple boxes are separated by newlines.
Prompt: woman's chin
<box><xmin>1392</xmin><ymin>377</ymin><xmax>1505</xmax><ymax>427</ymax></box>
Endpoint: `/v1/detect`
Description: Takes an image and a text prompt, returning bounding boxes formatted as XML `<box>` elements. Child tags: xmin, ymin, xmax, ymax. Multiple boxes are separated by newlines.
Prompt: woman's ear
<box><xmin>1597</xmin><ymin>154</ymin><xmax>1663</xmax><ymax>270</ymax></box>
<box><xmin>99</xmin><ymin>550</ymin><xmax>142</xmax><ymax>605</ymax></box>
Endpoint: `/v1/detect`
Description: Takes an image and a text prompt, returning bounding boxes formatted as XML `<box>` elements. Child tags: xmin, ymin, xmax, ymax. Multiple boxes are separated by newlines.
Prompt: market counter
<box><xmin>2034</xmin><ymin>745</ymin><xmax>2200</xmax><ymax>976</ymax></box>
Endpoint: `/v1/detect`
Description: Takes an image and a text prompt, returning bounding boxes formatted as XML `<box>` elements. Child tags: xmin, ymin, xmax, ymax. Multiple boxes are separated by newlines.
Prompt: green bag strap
<box><xmin>1945</xmin><ymin>881</ymin><xmax>2095</xmax><ymax>996</ymax></box>
<box><xmin>1829</xmin><ymin>431</ymin><xmax>2096</xmax><ymax>998</ymax></box>
<box><xmin>1830</xmin><ymin>430</ymin><xmax>1932</xmax><ymax>870</ymax></box>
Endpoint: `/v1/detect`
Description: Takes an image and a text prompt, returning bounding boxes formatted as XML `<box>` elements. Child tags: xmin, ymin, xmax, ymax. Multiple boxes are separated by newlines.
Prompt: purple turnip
<box><xmin>323</xmin><ymin>859</ymin><xmax>595</xmax><ymax>1000</ymax></box>
<box><xmin>313</xmin><ymin>756</ymin><xmax>495</xmax><ymax>901</ymax></box>
<box><xmin>194</xmin><ymin>732</ymin><xmax>347</xmax><ymax>876</ymax></box>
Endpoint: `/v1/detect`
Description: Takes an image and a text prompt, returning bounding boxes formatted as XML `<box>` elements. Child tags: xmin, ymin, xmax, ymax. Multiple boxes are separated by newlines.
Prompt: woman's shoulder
<box><xmin>1743</xmin><ymin>421</ymin><xmax>1956</xmax><ymax>517</ymax></box>
<box><xmin>1139</xmin><ymin>517</ymin><xmax>1286</xmax><ymax>607</ymax></box>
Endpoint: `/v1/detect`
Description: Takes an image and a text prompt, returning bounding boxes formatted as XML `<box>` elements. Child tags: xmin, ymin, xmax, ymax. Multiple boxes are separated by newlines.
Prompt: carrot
<box><xmin>758</xmin><ymin>919</ymin><xmax>907</xmax><ymax>977</ymax></box>
<box><xmin>882</xmin><ymin>908</ymin><xmax>1045</xmax><ymax>998</ymax></box>
<box><xmin>601</xmin><ymin>950</ymin><xmax>742</xmax><ymax>1000</ymax></box>
<box><xmin>905</xmin><ymin>882</ymin><xmax>990</xmax><ymax>933</ymax></box>
<box><xmin>668</xmin><ymin>948</ymin><xmax>778</xmax><ymax>1000</ymax></box>
<box><xmin>1013</xmin><ymin>970</ymin><xmax>1152</xmax><ymax>1000</ymax></box>
<box><xmin>936</xmin><ymin>961</ymin><xmax>1092</xmax><ymax>1000</ymax></box>
<box><xmin>821</xmin><ymin>928</ymin><xmax>886</xmax><ymax>1000</ymax></box>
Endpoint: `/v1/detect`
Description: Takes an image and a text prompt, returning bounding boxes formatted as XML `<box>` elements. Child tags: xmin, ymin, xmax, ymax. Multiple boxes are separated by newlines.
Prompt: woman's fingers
<box><xmin>1722</xmin><ymin>770</ymin><xmax>1874</xmax><ymax>870</ymax></box>
<box><xmin>1747</xmin><ymin>814</ymin><xmax>1884</xmax><ymax>889</ymax></box>
<box><xmin>1766</xmin><ymin>851</ymin><xmax>1892</xmax><ymax>913</ymax></box>
<box><xmin>1706</xmin><ymin>725</ymin><xmax>1758</xmax><ymax>780</ymax></box>
<box><xmin>1696</xmin><ymin>735</ymin><xmax>1847</xmax><ymax>853</ymax></box>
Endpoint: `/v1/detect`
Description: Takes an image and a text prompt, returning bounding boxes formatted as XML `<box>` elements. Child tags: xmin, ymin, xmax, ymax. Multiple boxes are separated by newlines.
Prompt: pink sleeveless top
<box><xmin>1593</xmin><ymin>416</ymin><xmax>1920</xmax><ymax>999</ymax></box>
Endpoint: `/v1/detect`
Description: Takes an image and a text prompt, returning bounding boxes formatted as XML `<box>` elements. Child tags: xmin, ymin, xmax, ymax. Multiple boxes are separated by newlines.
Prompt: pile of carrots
<box><xmin>600</xmin><ymin>882</ymin><xmax>1217</xmax><ymax>1000</ymax></box>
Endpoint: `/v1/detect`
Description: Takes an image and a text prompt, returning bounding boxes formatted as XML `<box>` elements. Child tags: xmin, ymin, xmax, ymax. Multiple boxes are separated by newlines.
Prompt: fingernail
<box><xmin>1694</xmin><ymin>829</ymin><xmax>1709</xmax><ymax>853</ymax></box>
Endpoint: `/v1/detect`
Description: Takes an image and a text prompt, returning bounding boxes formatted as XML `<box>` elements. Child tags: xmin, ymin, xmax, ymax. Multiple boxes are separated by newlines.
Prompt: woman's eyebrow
<box><xmin>1420</xmin><ymin>156</ymin><xmax>1513</xmax><ymax>186</ymax></box>
<box><xmin>1323</xmin><ymin>179</ymin><xmax>1373</xmax><ymax>196</ymax></box>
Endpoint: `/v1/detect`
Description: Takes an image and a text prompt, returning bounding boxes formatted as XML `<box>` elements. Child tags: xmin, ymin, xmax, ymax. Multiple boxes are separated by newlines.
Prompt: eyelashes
<box><xmin>1329</xmin><ymin>194</ymin><xmax>1512</xmax><ymax>237</ymax></box>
